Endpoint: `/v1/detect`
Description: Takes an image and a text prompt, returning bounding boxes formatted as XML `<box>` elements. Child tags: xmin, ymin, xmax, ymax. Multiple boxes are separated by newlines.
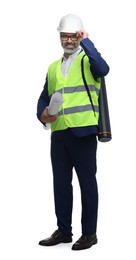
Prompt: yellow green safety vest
<box><xmin>47</xmin><ymin>51</ymin><xmax>101</xmax><ymax>132</ymax></box>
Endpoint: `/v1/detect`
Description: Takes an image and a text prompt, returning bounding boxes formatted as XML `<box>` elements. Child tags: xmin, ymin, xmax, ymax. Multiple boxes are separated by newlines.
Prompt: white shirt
<box><xmin>61</xmin><ymin>48</ymin><xmax>81</xmax><ymax>77</ymax></box>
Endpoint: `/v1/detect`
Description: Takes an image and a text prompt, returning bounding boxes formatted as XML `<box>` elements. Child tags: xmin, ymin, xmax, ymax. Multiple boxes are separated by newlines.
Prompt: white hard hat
<box><xmin>57</xmin><ymin>14</ymin><xmax>83</xmax><ymax>33</ymax></box>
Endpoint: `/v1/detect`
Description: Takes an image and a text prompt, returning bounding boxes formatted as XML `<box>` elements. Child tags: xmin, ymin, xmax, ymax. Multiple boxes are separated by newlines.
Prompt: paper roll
<box><xmin>48</xmin><ymin>92</ymin><xmax>64</xmax><ymax>115</ymax></box>
<box><xmin>98</xmin><ymin>77</ymin><xmax>112</xmax><ymax>142</ymax></box>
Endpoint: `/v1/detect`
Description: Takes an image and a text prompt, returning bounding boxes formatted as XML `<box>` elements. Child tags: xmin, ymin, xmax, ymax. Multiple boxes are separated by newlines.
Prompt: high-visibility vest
<box><xmin>47</xmin><ymin>51</ymin><xmax>101</xmax><ymax>132</ymax></box>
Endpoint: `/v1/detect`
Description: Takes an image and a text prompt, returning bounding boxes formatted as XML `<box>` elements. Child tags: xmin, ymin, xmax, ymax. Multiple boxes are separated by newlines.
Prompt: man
<box><xmin>37</xmin><ymin>14</ymin><xmax>110</xmax><ymax>250</ymax></box>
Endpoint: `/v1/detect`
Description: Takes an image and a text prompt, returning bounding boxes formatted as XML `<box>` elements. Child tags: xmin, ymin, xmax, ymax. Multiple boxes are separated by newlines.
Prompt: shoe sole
<box><xmin>39</xmin><ymin>238</ymin><xmax>72</xmax><ymax>246</ymax></box>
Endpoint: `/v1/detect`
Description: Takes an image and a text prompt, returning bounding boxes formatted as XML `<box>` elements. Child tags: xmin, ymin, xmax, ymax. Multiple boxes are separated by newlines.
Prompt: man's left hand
<box><xmin>77</xmin><ymin>29</ymin><xmax>89</xmax><ymax>42</ymax></box>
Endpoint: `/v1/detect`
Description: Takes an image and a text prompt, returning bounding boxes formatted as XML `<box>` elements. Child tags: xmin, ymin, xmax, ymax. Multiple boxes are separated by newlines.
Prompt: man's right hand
<box><xmin>40</xmin><ymin>107</ymin><xmax>58</xmax><ymax>124</ymax></box>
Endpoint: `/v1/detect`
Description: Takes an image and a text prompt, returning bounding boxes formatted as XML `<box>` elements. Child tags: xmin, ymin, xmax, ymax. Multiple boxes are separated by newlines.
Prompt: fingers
<box><xmin>47</xmin><ymin>114</ymin><xmax>58</xmax><ymax>123</ymax></box>
<box><xmin>40</xmin><ymin>107</ymin><xmax>58</xmax><ymax>123</ymax></box>
<box><xmin>77</xmin><ymin>29</ymin><xmax>89</xmax><ymax>41</ymax></box>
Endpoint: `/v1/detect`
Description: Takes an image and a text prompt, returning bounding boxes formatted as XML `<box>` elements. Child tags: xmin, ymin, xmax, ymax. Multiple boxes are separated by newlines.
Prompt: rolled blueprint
<box><xmin>98</xmin><ymin>77</ymin><xmax>112</xmax><ymax>142</ymax></box>
<box><xmin>48</xmin><ymin>92</ymin><xmax>64</xmax><ymax>115</ymax></box>
<box><xmin>44</xmin><ymin>92</ymin><xmax>63</xmax><ymax>130</ymax></box>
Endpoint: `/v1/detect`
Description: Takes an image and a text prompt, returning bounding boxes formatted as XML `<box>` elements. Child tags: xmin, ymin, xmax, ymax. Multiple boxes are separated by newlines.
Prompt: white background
<box><xmin>0</xmin><ymin>0</ymin><xmax>136</xmax><ymax>259</ymax></box>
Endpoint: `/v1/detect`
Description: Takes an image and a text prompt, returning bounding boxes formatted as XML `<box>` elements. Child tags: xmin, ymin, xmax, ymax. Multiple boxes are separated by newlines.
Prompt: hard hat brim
<box><xmin>57</xmin><ymin>27</ymin><xmax>81</xmax><ymax>33</ymax></box>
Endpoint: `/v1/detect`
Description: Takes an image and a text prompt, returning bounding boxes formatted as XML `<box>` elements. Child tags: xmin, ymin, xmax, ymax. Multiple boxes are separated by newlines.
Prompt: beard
<box><xmin>62</xmin><ymin>42</ymin><xmax>80</xmax><ymax>54</ymax></box>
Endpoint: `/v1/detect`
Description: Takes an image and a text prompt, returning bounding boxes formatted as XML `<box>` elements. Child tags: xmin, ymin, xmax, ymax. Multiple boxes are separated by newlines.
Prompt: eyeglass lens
<box><xmin>60</xmin><ymin>34</ymin><xmax>78</xmax><ymax>41</ymax></box>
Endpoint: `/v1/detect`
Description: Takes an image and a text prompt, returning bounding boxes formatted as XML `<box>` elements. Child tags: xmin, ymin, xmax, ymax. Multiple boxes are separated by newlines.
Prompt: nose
<box><xmin>67</xmin><ymin>36</ymin><xmax>72</xmax><ymax>42</ymax></box>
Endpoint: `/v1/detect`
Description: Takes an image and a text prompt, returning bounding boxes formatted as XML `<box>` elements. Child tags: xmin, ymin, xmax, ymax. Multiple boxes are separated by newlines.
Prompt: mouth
<box><xmin>65</xmin><ymin>44</ymin><xmax>75</xmax><ymax>48</ymax></box>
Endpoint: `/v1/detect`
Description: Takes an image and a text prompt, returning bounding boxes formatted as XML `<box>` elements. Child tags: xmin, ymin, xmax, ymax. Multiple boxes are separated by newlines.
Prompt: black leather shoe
<box><xmin>72</xmin><ymin>234</ymin><xmax>97</xmax><ymax>250</ymax></box>
<box><xmin>39</xmin><ymin>230</ymin><xmax>72</xmax><ymax>246</ymax></box>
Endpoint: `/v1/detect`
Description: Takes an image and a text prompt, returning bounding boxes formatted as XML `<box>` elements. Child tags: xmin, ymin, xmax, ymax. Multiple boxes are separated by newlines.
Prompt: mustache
<box><xmin>62</xmin><ymin>42</ymin><xmax>80</xmax><ymax>48</ymax></box>
<box><xmin>64</xmin><ymin>43</ymin><xmax>75</xmax><ymax>46</ymax></box>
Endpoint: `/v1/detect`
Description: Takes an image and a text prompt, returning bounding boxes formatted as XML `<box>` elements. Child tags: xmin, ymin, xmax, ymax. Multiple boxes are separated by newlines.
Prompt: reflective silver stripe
<box><xmin>58</xmin><ymin>104</ymin><xmax>99</xmax><ymax>116</ymax></box>
<box><xmin>64</xmin><ymin>85</ymin><xmax>99</xmax><ymax>96</ymax></box>
<box><xmin>49</xmin><ymin>85</ymin><xmax>99</xmax><ymax>99</ymax></box>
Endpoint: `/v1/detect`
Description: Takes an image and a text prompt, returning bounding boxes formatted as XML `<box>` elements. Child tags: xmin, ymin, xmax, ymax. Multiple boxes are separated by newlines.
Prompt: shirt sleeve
<box><xmin>80</xmin><ymin>38</ymin><xmax>110</xmax><ymax>79</ymax></box>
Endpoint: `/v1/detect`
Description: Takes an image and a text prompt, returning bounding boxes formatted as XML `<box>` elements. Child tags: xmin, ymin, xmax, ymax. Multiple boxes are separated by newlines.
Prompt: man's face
<box><xmin>60</xmin><ymin>32</ymin><xmax>80</xmax><ymax>54</ymax></box>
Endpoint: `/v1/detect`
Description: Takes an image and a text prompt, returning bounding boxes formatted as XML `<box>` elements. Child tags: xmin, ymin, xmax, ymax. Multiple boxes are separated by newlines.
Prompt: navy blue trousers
<box><xmin>51</xmin><ymin>129</ymin><xmax>98</xmax><ymax>236</ymax></box>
